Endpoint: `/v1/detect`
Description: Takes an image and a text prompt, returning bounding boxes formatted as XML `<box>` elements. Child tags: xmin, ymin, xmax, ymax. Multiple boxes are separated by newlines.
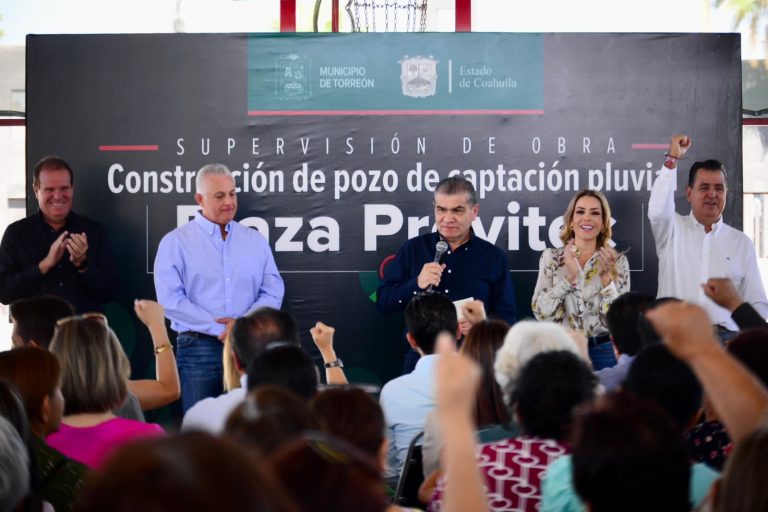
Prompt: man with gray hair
<box><xmin>377</xmin><ymin>176</ymin><xmax>517</xmax><ymax>372</ymax></box>
<box><xmin>154</xmin><ymin>163</ymin><xmax>284</xmax><ymax>412</ymax></box>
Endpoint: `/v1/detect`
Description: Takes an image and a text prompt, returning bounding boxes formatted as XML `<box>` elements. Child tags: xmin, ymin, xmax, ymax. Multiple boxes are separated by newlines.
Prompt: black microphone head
<box><xmin>435</xmin><ymin>240</ymin><xmax>449</xmax><ymax>258</ymax></box>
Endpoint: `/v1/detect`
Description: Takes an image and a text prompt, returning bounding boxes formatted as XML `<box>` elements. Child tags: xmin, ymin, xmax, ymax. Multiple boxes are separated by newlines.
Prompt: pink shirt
<box><xmin>47</xmin><ymin>417</ymin><xmax>165</xmax><ymax>469</ymax></box>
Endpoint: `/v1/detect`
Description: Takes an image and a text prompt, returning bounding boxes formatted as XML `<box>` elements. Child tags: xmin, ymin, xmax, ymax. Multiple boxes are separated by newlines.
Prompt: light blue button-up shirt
<box><xmin>380</xmin><ymin>354</ymin><xmax>438</xmax><ymax>478</ymax></box>
<box><xmin>154</xmin><ymin>212</ymin><xmax>284</xmax><ymax>336</ymax></box>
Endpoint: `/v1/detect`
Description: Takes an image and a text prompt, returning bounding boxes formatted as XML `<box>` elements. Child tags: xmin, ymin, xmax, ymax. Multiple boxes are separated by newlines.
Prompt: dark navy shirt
<box><xmin>376</xmin><ymin>230</ymin><xmax>518</xmax><ymax>325</ymax></box>
<box><xmin>0</xmin><ymin>211</ymin><xmax>117</xmax><ymax>312</ymax></box>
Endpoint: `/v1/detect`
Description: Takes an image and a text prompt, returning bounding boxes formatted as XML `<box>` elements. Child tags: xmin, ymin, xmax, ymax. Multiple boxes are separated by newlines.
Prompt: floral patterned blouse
<box><xmin>531</xmin><ymin>247</ymin><xmax>630</xmax><ymax>336</ymax></box>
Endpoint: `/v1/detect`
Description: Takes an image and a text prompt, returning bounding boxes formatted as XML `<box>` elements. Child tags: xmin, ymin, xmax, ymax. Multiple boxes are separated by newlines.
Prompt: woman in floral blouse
<box><xmin>532</xmin><ymin>190</ymin><xmax>630</xmax><ymax>370</ymax></box>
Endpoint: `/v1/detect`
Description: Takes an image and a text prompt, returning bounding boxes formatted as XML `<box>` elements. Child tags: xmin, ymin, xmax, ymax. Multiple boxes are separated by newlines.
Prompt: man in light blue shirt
<box><xmin>154</xmin><ymin>163</ymin><xmax>284</xmax><ymax>412</ymax></box>
<box><xmin>379</xmin><ymin>292</ymin><xmax>458</xmax><ymax>480</ymax></box>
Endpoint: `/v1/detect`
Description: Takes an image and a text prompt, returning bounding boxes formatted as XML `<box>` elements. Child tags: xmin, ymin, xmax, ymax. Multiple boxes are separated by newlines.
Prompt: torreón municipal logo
<box><xmin>276</xmin><ymin>54</ymin><xmax>311</xmax><ymax>100</ymax></box>
<box><xmin>398</xmin><ymin>55</ymin><xmax>438</xmax><ymax>98</ymax></box>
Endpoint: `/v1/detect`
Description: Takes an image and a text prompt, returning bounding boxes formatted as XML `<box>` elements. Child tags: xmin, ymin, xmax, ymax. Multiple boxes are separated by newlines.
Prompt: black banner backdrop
<box><xmin>26</xmin><ymin>33</ymin><xmax>742</xmax><ymax>400</ymax></box>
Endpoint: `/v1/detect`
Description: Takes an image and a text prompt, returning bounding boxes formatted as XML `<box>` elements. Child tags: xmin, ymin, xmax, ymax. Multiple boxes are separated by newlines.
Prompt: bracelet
<box><xmin>153</xmin><ymin>343</ymin><xmax>173</xmax><ymax>355</ymax></box>
<box><xmin>324</xmin><ymin>358</ymin><xmax>344</xmax><ymax>369</ymax></box>
<box><xmin>663</xmin><ymin>157</ymin><xmax>678</xmax><ymax>169</ymax></box>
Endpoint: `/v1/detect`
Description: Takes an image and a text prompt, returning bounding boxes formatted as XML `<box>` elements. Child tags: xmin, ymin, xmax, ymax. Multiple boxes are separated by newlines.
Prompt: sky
<box><xmin>0</xmin><ymin>0</ymin><xmax>764</xmax><ymax>58</ymax></box>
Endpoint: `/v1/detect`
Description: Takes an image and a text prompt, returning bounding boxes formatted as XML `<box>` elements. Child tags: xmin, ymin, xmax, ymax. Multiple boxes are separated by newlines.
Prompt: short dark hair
<box><xmin>434</xmin><ymin>176</ymin><xmax>476</xmax><ymax>205</ymax></box>
<box><xmin>605</xmin><ymin>292</ymin><xmax>654</xmax><ymax>356</ymax></box>
<box><xmin>572</xmin><ymin>392</ymin><xmax>691</xmax><ymax>512</ymax></box>
<box><xmin>404</xmin><ymin>292</ymin><xmax>458</xmax><ymax>354</ymax></box>
<box><xmin>10</xmin><ymin>296</ymin><xmax>75</xmax><ymax>349</ymax></box>
<box><xmin>231</xmin><ymin>308</ymin><xmax>299</xmax><ymax>368</ymax></box>
<box><xmin>513</xmin><ymin>351</ymin><xmax>597</xmax><ymax>440</ymax></box>
<box><xmin>33</xmin><ymin>156</ymin><xmax>74</xmax><ymax>189</ymax></box>
<box><xmin>247</xmin><ymin>344</ymin><xmax>318</xmax><ymax>401</ymax></box>
<box><xmin>623</xmin><ymin>344</ymin><xmax>702</xmax><ymax>431</ymax></box>
<box><xmin>638</xmin><ymin>297</ymin><xmax>681</xmax><ymax>347</ymax></box>
<box><xmin>688</xmin><ymin>159</ymin><xmax>727</xmax><ymax>188</ymax></box>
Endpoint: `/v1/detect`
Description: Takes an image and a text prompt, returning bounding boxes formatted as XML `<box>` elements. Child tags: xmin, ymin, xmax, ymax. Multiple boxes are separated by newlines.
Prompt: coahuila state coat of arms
<box><xmin>398</xmin><ymin>56</ymin><xmax>438</xmax><ymax>98</ymax></box>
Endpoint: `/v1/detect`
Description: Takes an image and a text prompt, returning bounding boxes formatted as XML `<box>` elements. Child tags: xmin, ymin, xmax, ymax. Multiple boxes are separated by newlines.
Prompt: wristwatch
<box><xmin>324</xmin><ymin>358</ymin><xmax>344</xmax><ymax>369</ymax></box>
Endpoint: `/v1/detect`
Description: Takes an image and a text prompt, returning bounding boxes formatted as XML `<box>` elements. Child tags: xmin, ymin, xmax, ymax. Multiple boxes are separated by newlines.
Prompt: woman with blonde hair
<box><xmin>532</xmin><ymin>189</ymin><xmax>629</xmax><ymax>370</ymax></box>
<box><xmin>47</xmin><ymin>304</ymin><xmax>164</xmax><ymax>469</ymax></box>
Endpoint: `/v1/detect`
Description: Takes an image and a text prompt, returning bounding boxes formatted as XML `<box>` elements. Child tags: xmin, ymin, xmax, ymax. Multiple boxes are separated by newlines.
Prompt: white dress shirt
<box><xmin>648</xmin><ymin>164</ymin><xmax>768</xmax><ymax>330</ymax></box>
<box><xmin>181</xmin><ymin>375</ymin><xmax>247</xmax><ymax>434</ymax></box>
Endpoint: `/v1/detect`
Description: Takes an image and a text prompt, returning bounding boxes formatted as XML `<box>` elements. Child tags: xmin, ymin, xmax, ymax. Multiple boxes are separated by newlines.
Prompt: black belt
<box><xmin>587</xmin><ymin>333</ymin><xmax>611</xmax><ymax>349</ymax></box>
<box><xmin>179</xmin><ymin>331</ymin><xmax>219</xmax><ymax>341</ymax></box>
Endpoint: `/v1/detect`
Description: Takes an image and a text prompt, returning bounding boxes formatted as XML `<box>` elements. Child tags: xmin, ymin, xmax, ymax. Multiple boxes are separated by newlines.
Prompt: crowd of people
<box><xmin>0</xmin><ymin>134</ymin><xmax>767</xmax><ymax>511</ymax></box>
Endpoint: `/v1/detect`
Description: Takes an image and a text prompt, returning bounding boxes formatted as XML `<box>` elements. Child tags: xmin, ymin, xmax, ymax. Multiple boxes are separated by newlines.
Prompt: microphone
<box><xmin>427</xmin><ymin>241</ymin><xmax>449</xmax><ymax>292</ymax></box>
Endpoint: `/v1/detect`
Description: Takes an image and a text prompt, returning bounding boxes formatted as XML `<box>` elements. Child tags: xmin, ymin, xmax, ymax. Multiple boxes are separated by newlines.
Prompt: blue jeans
<box><xmin>176</xmin><ymin>333</ymin><xmax>224</xmax><ymax>413</ymax></box>
<box><xmin>588</xmin><ymin>341</ymin><xmax>618</xmax><ymax>372</ymax></box>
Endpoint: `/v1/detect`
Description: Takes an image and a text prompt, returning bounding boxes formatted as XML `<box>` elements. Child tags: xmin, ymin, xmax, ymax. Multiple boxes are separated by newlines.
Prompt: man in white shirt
<box><xmin>648</xmin><ymin>134</ymin><xmax>768</xmax><ymax>333</ymax></box>
<box><xmin>379</xmin><ymin>292</ymin><xmax>458</xmax><ymax>481</ymax></box>
<box><xmin>181</xmin><ymin>307</ymin><xmax>299</xmax><ymax>433</ymax></box>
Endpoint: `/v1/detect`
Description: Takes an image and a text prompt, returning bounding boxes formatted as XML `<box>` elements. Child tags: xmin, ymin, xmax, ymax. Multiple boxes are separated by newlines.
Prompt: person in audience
<box><xmin>182</xmin><ymin>307</ymin><xmax>301</xmax><ymax>433</ymax></box>
<box><xmin>271</xmin><ymin>432</ymin><xmax>391</xmax><ymax>512</ymax></box>
<box><xmin>532</xmin><ymin>189</ymin><xmax>630</xmax><ymax>370</ymax></box>
<box><xmin>711</xmin><ymin>424</ymin><xmax>768</xmax><ymax>512</ymax></box>
<box><xmin>0</xmin><ymin>380</ymin><xmax>47</xmax><ymax>512</ymax></box>
<box><xmin>430</xmin><ymin>350</ymin><xmax>597</xmax><ymax>511</ymax></box>
<box><xmin>431</xmin><ymin>334</ymin><xmax>490</xmax><ymax>512</ymax></box>
<box><xmin>568</xmin><ymin>393</ymin><xmax>692</xmax><ymax>512</ymax></box>
<box><xmin>645</xmin><ymin>301</ymin><xmax>768</xmax><ymax>444</ymax></box>
<box><xmin>422</xmin><ymin>319</ymin><xmax>511</xmax><ymax>480</ymax></box>
<box><xmin>47</xmin><ymin>313</ymin><xmax>164</xmax><ymax>469</ymax></box>
<box><xmin>76</xmin><ymin>431</ymin><xmax>297</xmax><ymax>512</ymax></box>
<box><xmin>542</xmin><ymin>344</ymin><xmax>716</xmax><ymax>511</ymax></box>
<box><xmin>0</xmin><ymin>348</ymin><xmax>88</xmax><ymax>512</ymax></box>
<box><xmin>0</xmin><ymin>416</ymin><xmax>31</xmax><ymax>512</ymax></box>
<box><xmin>10</xmin><ymin>295</ymin><xmax>74</xmax><ymax>348</ymax></box>
<box><xmin>648</xmin><ymin>134</ymin><xmax>768</xmax><ymax>339</ymax></box>
<box><xmin>154</xmin><ymin>163</ymin><xmax>284</xmax><ymax>412</ymax></box>
<box><xmin>247</xmin><ymin>343</ymin><xmax>320</xmax><ymax>401</ymax></box>
<box><xmin>224</xmin><ymin>384</ymin><xmax>318</xmax><ymax>457</ymax></box>
<box><xmin>702</xmin><ymin>277</ymin><xmax>766</xmax><ymax>329</ymax></box>
<box><xmin>687</xmin><ymin>327</ymin><xmax>768</xmax><ymax>471</ymax></box>
<box><xmin>127</xmin><ymin>299</ymin><xmax>181</xmax><ymax>411</ymax></box>
<box><xmin>313</xmin><ymin>386</ymin><xmax>386</xmax><ymax>466</ymax></box>
<box><xmin>598</xmin><ymin>291</ymin><xmax>654</xmax><ymax>390</ymax></box>
<box><xmin>379</xmin><ymin>292</ymin><xmax>458</xmax><ymax>481</ymax></box>
<box><xmin>493</xmin><ymin>319</ymin><xmax>587</xmax><ymax>405</ymax></box>
<box><xmin>0</xmin><ymin>155</ymin><xmax>118</xmax><ymax>313</ymax></box>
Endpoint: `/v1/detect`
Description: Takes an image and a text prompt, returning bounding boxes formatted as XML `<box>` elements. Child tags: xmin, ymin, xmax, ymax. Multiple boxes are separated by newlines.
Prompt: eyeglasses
<box><xmin>55</xmin><ymin>312</ymin><xmax>108</xmax><ymax>328</ymax></box>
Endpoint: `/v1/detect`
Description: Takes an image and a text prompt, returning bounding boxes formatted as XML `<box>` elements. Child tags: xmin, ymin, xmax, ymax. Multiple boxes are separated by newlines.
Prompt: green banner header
<box><xmin>247</xmin><ymin>33</ymin><xmax>544</xmax><ymax>114</ymax></box>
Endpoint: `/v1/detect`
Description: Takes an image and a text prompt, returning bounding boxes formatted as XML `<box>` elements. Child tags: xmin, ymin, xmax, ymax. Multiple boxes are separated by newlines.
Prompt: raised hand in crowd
<box><xmin>310</xmin><ymin>321</ymin><xmax>348</xmax><ymax>385</ymax></box>
<box><xmin>128</xmin><ymin>299</ymin><xmax>181</xmax><ymax>410</ymax></box>
<box><xmin>702</xmin><ymin>277</ymin><xmax>743</xmax><ymax>312</ymax></box>
<box><xmin>646</xmin><ymin>301</ymin><xmax>768</xmax><ymax>443</ymax></box>
<box><xmin>434</xmin><ymin>332</ymin><xmax>489</xmax><ymax>512</ymax></box>
<box><xmin>459</xmin><ymin>299</ymin><xmax>487</xmax><ymax>336</ymax></box>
